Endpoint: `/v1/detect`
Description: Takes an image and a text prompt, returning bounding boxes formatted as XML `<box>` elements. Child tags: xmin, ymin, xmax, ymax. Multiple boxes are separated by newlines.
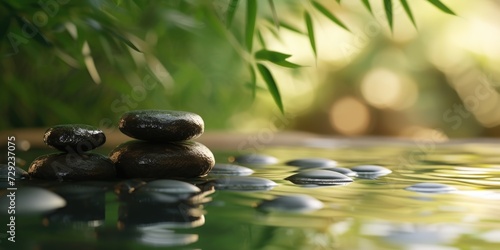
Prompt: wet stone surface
<box><xmin>405</xmin><ymin>182</ymin><xmax>458</xmax><ymax>193</ymax></box>
<box><xmin>212</xmin><ymin>176</ymin><xmax>277</xmax><ymax>191</ymax></box>
<box><xmin>286</xmin><ymin>169</ymin><xmax>353</xmax><ymax>185</ymax></box>
<box><xmin>208</xmin><ymin>163</ymin><xmax>254</xmax><ymax>176</ymax></box>
<box><xmin>44</xmin><ymin>124</ymin><xmax>106</xmax><ymax>152</ymax></box>
<box><xmin>119</xmin><ymin>110</ymin><xmax>204</xmax><ymax>142</ymax></box>
<box><xmin>350</xmin><ymin>165</ymin><xmax>392</xmax><ymax>179</ymax></box>
<box><xmin>28</xmin><ymin>153</ymin><xmax>116</xmax><ymax>181</ymax></box>
<box><xmin>257</xmin><ymin>194</ymin><xmax>323</xmax><ymax>213</ymax></box>
<box><xmin>109</xmin><ymin>140</ymin><xmax>215</xmax><ymax>179</ymax></box>
<box><xmin>286</xmin><ymin>158</ymin><xmax>337</xmax><ymax>168</ymax></box>
<box><xmin>232</xmin><ymin>154</ymin><xmax>278</xmax><ymax>165</ymax></box>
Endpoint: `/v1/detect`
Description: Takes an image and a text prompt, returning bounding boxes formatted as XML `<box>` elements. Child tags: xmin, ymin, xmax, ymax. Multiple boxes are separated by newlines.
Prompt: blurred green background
<box><xmin>1</xmin><ymin>0</ymin><xmax>500</xmax><ymax>139</ymax></box>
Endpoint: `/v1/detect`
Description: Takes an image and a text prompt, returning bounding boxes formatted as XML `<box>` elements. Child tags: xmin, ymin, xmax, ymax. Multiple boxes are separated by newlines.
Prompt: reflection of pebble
<box><xmin>405</xmin><ymin>182</ymin><xmax>457</xmax><ymax>193</ymax></box>
<box><xmin>286</xmin><ymin>158</ymin><xmax>337</xmax><ymax>168</ymax></box>
<box><xmin>44</xmin><ymin>124</ymin><xmax>106</xmax><ymax>152</ymax></box>
<box><xmin>321</xmin><ymin>167</ymin><xmax>358</xmax><ymax>177</ymax></box>
<box><xmin>232</xmin><ymin>154</ymin><xmax>278</xmax><ymax>165</ymax></box>
<box><xmin>115</xmin><ymin>179</ymin><xmax>147</xmax><ymax>195</ymax></box>
<box><xmin>109</xmin><ymin>140</ymin><xmax>215</xmax><ymax>178</ymax></box>
<box><xmin>285</xmin><ymin>170</ymin><xmax>353</xmax><ymax>185</ymax></box>
<box><xmin>257</xmin><ymin>194</ymin><xmax>323</xmax><ymax>213</ymax></box>
<box><xmin>119</xmin><ymin>110</ymin><xmax>204</xmax><ymax>142</ymax></box>
<box><xmin>209</xmin><ymin>163</ymin><xmax>254</xmax><ymax>176</ymax></box>
<box><xmin>28</xmin><ymin>153</ymin><xmax>116</xmax><ymax>180</ymax></box>
<box><xmin>140</xmin><ymin>180</ymin><xmax>201</xmax><ymax>194</ymax></box>
<box><xmin>351</xmin><ymin>165</ymin><xmax>392</xmax><ymax>179</ymax></box>
<box><xmin>213</xmin><ymin>176</ymin><xmax>277</xmax><ymax>191</ymax></box>
<box><xmin>0</xmin><ymin>187</ymin><xmax>66</xmax><ymax>214</ymax></box>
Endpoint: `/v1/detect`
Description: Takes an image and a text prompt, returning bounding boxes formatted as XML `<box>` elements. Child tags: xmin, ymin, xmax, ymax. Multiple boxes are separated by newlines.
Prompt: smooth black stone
<box><xmin>285</xmin><ymin>170</ymin><xmax>353</xmax><ymax>185</ymax></box>
<box><xmin>286</xmin><ymin>158</ymin><xmax>337</xmax><ymax>168</ymax></box>
<box><xmin>0</xmin><ymin>163</ymin><xmax>29</xmax><ymax>179</ymax></box>
<box><xmin>405</xmin><ymin>182</ymin><xmax>457</xmax><ymax>193</ymax></box>
<box><xmin>44</xmin><ymin>124</ymin><xmax>106</xmax><ymax>152</ymax></box>
<box><xmin>119</xmin><ymin>110</ymin><xmax>204</xmax><ymax>142</ymax></box>
<box><xmin>109</xmin><ymin>140</ymin><xmax>215</xmax><ymax>178</ymax></box>
<box><xmin>257</xmin><ymin>194</ymin><xmax>323</xmax><ymax>213</ymax></box>
<box><xmin>28</xmin><ymin>153</ymin><xmax>116</xmax><ymax>181</ymax></box>
<box><xmin>232</xmin><ymin>154</ymin><xmax>278</xmax><ymax>165</ymax></box>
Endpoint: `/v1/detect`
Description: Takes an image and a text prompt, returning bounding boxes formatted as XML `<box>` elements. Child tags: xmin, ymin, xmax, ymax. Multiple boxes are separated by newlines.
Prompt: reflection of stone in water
<box><xmin>44</xmin><ymin>185</ymin><xmax>106</xmax><ymax>227</ymax></box>
<box><xmin>350</xmin><ymin>165</ymin><xmax>392</xmax><ymax>179</ymax></box>
<box><xmin>0</xmin><ymin>187</ymin><xmax>66</xmax><ymax>214</ymax></box>
<box><xmin>137</xmin><ymin>226</ymin><xmax>199</xmax><ymax>247</ymax></box>
<box><xmin>257</xmin><ymin>194</ymin><xmax>323</xmax><ymax>213</ymax></box>
<box><xmin>286</xmin><ymin>158</ymin><xmax>337</xmax><ymax>168</ymax></box>
<box><xmin>211</xmin><ymin>176</ymin><xmax>277</xmax><ymax>191</ymax></box>
<box><xmin>285</xmin><ymin>170</ymin><xmax>352</xmax><ymax>185</ymax></box>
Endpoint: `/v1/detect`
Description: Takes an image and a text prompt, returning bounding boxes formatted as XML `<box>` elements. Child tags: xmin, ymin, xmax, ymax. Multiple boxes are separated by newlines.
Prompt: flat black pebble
<box><xmin>44</xmin><ymin>124</ymin><xmax>106</xmax><ymax>152</ymax></box>
<box><xmin>28</xmin><ymin>153</ymin><xmax>116</xmax><ymax>181</ymax></box>
<box><xmin>285</xmin><ymin>170</ymin><xmax>353</xmax><ymax>185</ymax></box>
<box><xmin>405</xmin><ymin>182</ymin><xmax>457</xmax><ymax>193</ymax></box>
<box><xmin>286</xmin><ymin>158</ymin><xmax>337</xmax><ymax>168</ymax></box>
<box><xmin>257</xmin><ymin>194</ymin><xmax>323</xmax><ymax>213</ymax></box>
<box><xmin>209</xmin><ymin>163</ymin><xmax>254</xmax><ymax>176</ymax></box>
<box><xmin>119</xmin><ymin>110</ymin><xmax>204</xmax><ymax>142</ymax></box>
<box><xmin>351</xmin><ymin>165</ymin><xmax>392</xmax><ymax>179</ymax></box>
<box><xmin>109</xmin><ymin>140</ymin><xmax>215</xmax><ymax>179</ymax></box>
<box><xmin>212</xmin><ymin>176</ymin><xmax>277</xmax><ymax>191</ymax></box>
<box><xmin>232</xmin><ymin>154</ymin><xmax>278</xmax><ymax>165</ymax></box>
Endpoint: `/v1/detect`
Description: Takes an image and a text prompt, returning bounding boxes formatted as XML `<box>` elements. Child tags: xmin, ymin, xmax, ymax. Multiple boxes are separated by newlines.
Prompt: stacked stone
<box><xmin>109</xmin><ymin>110</ymin><xmax>215</xmax><ymax>178</ymax></box>
<box><xmin>28</xmin><ymin>125</ymin><xmax>116</xmax><ymax>180</ymax></box>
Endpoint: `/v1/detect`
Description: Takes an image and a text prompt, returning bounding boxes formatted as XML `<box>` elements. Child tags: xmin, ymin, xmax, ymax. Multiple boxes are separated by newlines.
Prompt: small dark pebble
<box><xmin>28</xmin><ymin>153</ymin><xmax>116</xmax><ymax>181</ymax></box>
<box><xmin>286</xmin><ymin>158</ymin><xmax>337</xmax><ymax>168</ymax></box>
<box><xmin>257</xmin><ymin>194</ymin><xmax>323</xmax><ymax>213</ymax></box>
<box><xmin>285</xmin><ymin>170</ymin><xmax>353</xmax><ymax>185</ymax></box>
<box><xmin>44</xmin><ymin>124</ymin><xmax>106</xmax><ymax>152</ymax></box>
<box><xmin>232</xmin><ymin>154</ymin><xmax>278</xmax><ymax>165</ymax></box>
<box><xmin>119</xmin><ymin>110</ymin><xmax>204</xmax><ymax>142</ymax></box>
<box><xmin>405</xmin><ymin>182</ymin><xmax>457</xmax><ymax>193</ymax></box>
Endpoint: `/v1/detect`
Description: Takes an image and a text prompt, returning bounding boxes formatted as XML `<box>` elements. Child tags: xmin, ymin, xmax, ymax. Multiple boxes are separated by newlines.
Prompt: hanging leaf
<box><xmin>257</xmin><ymin>63</ymin><xmax>284</xmax><ymax>113</ymax></box>
<box><xmin>426</xmin><ymin>0</ymin><xmax>456</xmax><ymax>15</ymax></box>
<box><xmin>304</xmin><ymin>11</ymin><xmax>316</xmax><ymax>58</ymax></box>
<box><xmin>249</xmin><ymin>65</ymin><xmax>256</xmax><ymax>99</ymax></box>
<box><xmin>311</xmin><ymin>1</ymin><xmax>350</xmax><ymax>31</ymax></box>
<box><xmin>257</xmin><ymin>29</ymin><xmax>266</xmax><ymax>48</ymax></box>
<box><xmin>226</xmin><ymin>0</ymin><xmax>240</xmax><ymax>28</ymax></box>
<box><xmin>383</xmin><ymin>0</ymin><xmax>393</xmax><ymax>32</ymax></box>
<box><xmin>400</xmin><ymin>0</ymin><xmax>417</xmax><ymax>28</ymax></box>
<box><xmin>245</xmin><ymin>0</ymin><xmax>257</xmax><ymax>51</ymax></box>
<box><xmin>361</xmin><ymin>0</ymin><xmax>373</xmax><ymax>15</ymax></box>
<box><xmin>265</xmin><ymin>17</ymin><xmax>304</xmax><ymax>34</ymax></box>
<box><xmin>255</xmin><ymin>49</ymin><xmax>301</xmax><ymax>68</ymax></box>
<box><xmin>268</xmin><ymin>0</ymin><xmax>279</xmax><ymax>29</ymax></box>
<box><xmin>104</xmin><ymin>27</ymin><xmax>141</xmax><ymax>52</ymax></box>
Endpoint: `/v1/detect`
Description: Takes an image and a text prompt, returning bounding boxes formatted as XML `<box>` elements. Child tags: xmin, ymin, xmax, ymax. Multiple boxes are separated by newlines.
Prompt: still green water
<box><xmin>3</xmin><ymin>142</ymin><xmax>500</xmax><ymax>250</ymax></box>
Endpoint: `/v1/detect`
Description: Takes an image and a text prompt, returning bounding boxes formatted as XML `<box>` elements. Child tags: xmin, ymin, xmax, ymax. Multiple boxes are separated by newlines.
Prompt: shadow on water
<box><xmin>2</xmin><ymin>143</ymin><xmax>500</xmax><ymax>249</ymax></box>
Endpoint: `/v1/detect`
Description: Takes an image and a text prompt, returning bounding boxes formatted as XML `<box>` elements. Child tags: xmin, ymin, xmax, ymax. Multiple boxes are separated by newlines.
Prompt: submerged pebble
<box><xmin>351</xmin><ymin>165</ymin><xmax>392</xmax><ymax>179</ymax></box>
<box><xmin>0</xmin><ymin>187</ymin><xmax>66</xmax><ymax>214</ymax></box>
<box><xmin>119</xmin><ymin>110</ymin><xmax>204</xmax><ymax>142</ymax></box>
<box><xmin>28</xmin><ymin>153</ymin><xmax>116</xmax><ymax>181</ymax></box>
<box><xmin>286</xmin><ymin>158</ymin><xmax>337</xmax><ymax>168</ymax></box>
<box><xmin>405</xmin><ymin>182</ymin><xmax>457</xmax><ymax>193</ymax></box>
<box><xmin>212</xmin><ymin>176</ymin><xmax>277</xmax><ymax>191</ymax></box>
<box><xmin>257</xmin><ymin>194</ymin><xmax>323</xmax><ymax>213</ymax></box>
<box><xmin>109</xmin><ymin>140</ymin><xmax>215</xmax><ymax>179</ymax></box>
<box><xmin>285</xmin><ymin>170</ymin><xmax>353</xmax><ymax>185</ymax></box>
<box><xmin>232</xmin><ymin>154</ymin><xmax>278</xmax><ymax>165</ymax></box>
<box><xmin>44</xmin><ymin>124</ymin><xmax>106</xmax><ymax>152</ymax></box>
<box><xmin>208</xmin><ymin>163</ymin><xmax>254</xmax><ymax>176</ymax></box>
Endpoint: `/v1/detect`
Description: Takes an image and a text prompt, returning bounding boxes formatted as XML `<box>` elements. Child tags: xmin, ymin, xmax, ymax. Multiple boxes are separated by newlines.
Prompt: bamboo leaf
<box><xmin>383</xmin><ymin>0</ymin><xmax>393</xmax><ymax>32</ymax></box>
<box><xmin>249</xmin><ymin>65</ymin><xmax>256</xmax><ymax>99</ymax></box>
<box><xmin>104</xmin><ymin>27</ymin><xmax>141</xmax><ymax>52</ymax></box>
<box><xmin>226</xmin><ymin>0</ymin><xmax>240</xmax><ymax>28</ymax></box>
<box><xmin>268</xmin><ymin>0</ymin><xmax>279</xmax><ymax>29</ymax></box>
<box><xmin>426</xmin><ymin>0</ymin><xmax>456</xmax><ymax>15</ymax></box>
<box><xmin>361</xmin><ymin>0</ymin><xmax>373</xmax><ymax>15</ymax></box>
<box><xmin>400</xmin><ymin>0</ymin><xmax>417</xmax><ymax>28</ymax></box>
<box><xmin>257</xmin><ymin>29</ymin><xmax>266</xmax><ymax>48</ymax></box>
<box><xmin>279</xmin><ymin>21</ymin><xmax>304</xmax><ymax>34</ymax></box>
<box><xmin>245</xmin><ymin>0</ymin><xmax>257</xmax><ymax>51</ymax></box>
<box><xmin>272</xmin><ymin>61</ymin><xmax>301</xmax><ymax>68</ymax></box>
<box><xmin>311</xmin><ymin>1</ymin><xmax>350</xmax><ymax>31</ymax></box>
<box><xmin>255</xmin><ymin>49</ymin><xmax>302</xmax><ymax>68</ymax></box>
<box><xmin>304</xmin><ymin>11</ymin><xmax>316</xmax><ymax>58</ymax></box>
<box><xmin>257</xmin><ymin>63</ymin><xmax>284</xmax><ymax>113</ymax></box>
